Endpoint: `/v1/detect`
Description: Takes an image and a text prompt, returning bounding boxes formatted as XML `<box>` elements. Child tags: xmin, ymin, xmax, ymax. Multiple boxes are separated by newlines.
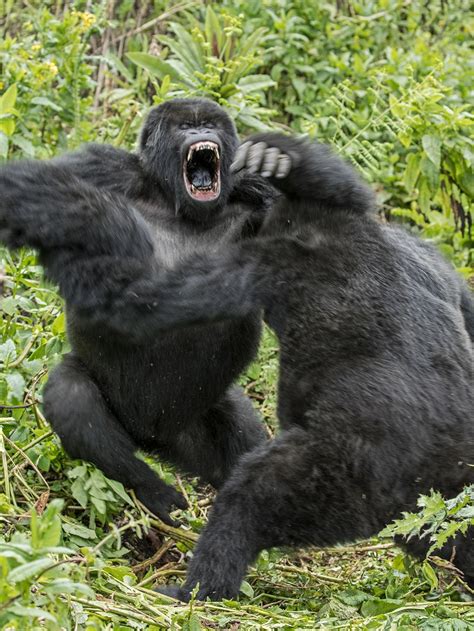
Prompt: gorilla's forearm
<box><xmin>234</xmin><ymin>133</ymin><xmax>376</xmax><ymax>215</ymax></box>
<box><xmin>69</xmin><ymin>244</ymin><xmax>264</xmax><ymax>341</ymax></box>
<box><xmin>52</xmin><ymin>143</ymin><xmax>145</xmax><ymax>198</ymax></box>
<box><xmin>0</xmin><ymin>159</ymin><xmax>154</xmax><ymax>261</ymax></box>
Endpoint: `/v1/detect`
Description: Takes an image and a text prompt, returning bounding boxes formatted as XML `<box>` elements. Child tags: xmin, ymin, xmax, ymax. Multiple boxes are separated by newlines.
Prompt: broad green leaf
<box><xmin>239</xmin><ymin>580</ymin><xmax>254</xmax><ymax>598</ymax></box>
<box><xmin>360</xmin><ymin>597</ymin><xmax>403</xmax><ymax>616</ymax></box>
<box><xmin>403</xmin><ymin>153</ymin><xmax>421</xmax><ymax>191</ymax></box>
<box><xmin>0</xmin><ymin>339</ymin><xmax>16</xmax><ymax>363</ymax></box>
<box><xmin>420</xmin><ymin>155</ymin><xmax>440</xmax><ymax>193</ymax></box>
<box><xmin>12</xmin><ymin>134</ymin><xmax>35</xmax><ymax>156</ymax></box>
<box><xmin>6</xmin><ymin>372</ymin><xmax>25</xmax><ymax>400</ymax></box>
<box><xmin>30</xmin><ymin>96</ymin><xmax>63</xmax><ymax>112</ymax></box>
<box><xmin>0</xmin><ymin>130</ymin><xmax>9</xmax><ymax>157</ymax></box>
<box><xmin>459</xmin><ymin>170</ymin><xmax>474</xmax><ymax>198</ymax></box>
<box><xmin>127</xmin><ymin>53</ymin><xmax>183</xmax><ymax>83</ymax></box>
<box><xmin>239</xmin><ymin>75</ymin><xmax>276</xmax><ymax>94</ymax></box>
<box><xmin>422</xmin><ymin>134</ymin><xmax>441</xmax><ymax>168</ymax></box>
<box><xmin>52</xmin><ymin>312</ymin><xmax>66</xmax><ymax>335</ymax></box>
<box><xmin>0</xmin><ymin>84</ymin><xmax>17</xmax><ymax>113</ymax></box>
<box><xmin>8</xmin><ymin>558</ymin><xmax>54</xmax><ymax>583</ymax></box>
<box><xmin>9</xmin><ymin>604</ymin><xmax>56</xmax><ymax>622</ymax></box>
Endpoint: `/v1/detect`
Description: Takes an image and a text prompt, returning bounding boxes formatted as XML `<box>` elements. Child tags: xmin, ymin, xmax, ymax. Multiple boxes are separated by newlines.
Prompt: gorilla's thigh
<box><xmin>166</xmin><ymin>386</ymin><xmax>267</xmax><ymax>488</ymax></box>
<box><xmin>43</xmin><ymin>354</ymin><xmax>185</xmax><ymax>524</ymax></box>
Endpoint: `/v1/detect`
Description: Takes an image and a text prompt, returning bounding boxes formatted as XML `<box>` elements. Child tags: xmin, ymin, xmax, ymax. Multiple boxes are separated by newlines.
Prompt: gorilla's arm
<box><xmin>67</xmin><ymin>241</ymin><xmax>265</xmax><ymax>340</ymax></box>
<box><xmin>51</xmin><ymin>143</ymin><xmax>145</xmax><ymax>198</ymax></box>
<box><xmin>0</xmin><ymin>159</ymin><xmax>153</xmax><ymax>257</ymax></box>
<box><xmin>0</xmin><ymin>160</ymin><xmax>155</xmax><ymax>304</ymax></box>
<box><xmin>232</xmin><ymin>133</ymin><xmax>376</xmax><ymax>215</ymax></box>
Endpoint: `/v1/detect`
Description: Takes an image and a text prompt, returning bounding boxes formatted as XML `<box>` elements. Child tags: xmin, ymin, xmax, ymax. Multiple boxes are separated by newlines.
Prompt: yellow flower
<box><xmin>45</xmin><ymin>61</ymin><xmax>59</xmax><ymax>76</ymax></box>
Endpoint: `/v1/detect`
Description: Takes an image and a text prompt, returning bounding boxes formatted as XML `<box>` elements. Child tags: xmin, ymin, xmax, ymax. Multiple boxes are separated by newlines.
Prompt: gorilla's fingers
<box><xmin>275</xmin><ymin>154</ymin><xmax>292</xmax><ymax>179</ymax></box>
<box><xmin>230</xmin><ymin>141</ymin><xmax>252</xmax><ymax>173</ymax></box>
<box><xmin>261</xmin><ymin>147</ymin><xmax>281</xmax><ymax>178</ymax></box>
<box><xmin>247</xmin><ymin>142</ymin><xmax>267</xmax><ymax>174</ymax></box>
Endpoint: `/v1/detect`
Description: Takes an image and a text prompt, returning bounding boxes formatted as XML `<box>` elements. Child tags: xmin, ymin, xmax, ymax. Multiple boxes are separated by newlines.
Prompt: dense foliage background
<box><xmin>0</xmin><ymin>1</ymin><xmax>473</xmax><ymax>628</ymax></box>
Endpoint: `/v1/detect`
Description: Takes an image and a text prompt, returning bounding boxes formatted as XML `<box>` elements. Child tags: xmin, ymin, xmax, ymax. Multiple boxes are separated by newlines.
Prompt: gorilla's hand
<box><xmin>231</xmin><ymin>134</ymin><xmax>299</xmax><ymax>179</ymax></box>
<box><xmin>155</xmin><ymin>584</ymin><xmax>191</xmax><ymax>602</ymax></box>
<box><xmin>231</xmin><ymin>133</ymin><xmax>374</xmax><ymax>214</ymax></box>
<box><xmin>136</xmin><ymin>480</ymin><xmax>187</xmax><ymax>527</ymax></box>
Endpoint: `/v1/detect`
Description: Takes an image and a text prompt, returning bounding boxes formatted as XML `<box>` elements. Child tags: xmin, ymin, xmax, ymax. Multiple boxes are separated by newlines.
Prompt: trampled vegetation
<box><xmin>0</xmin><ymin>1</ymin><xmax>473</xmax><ymax>628</ymax></box>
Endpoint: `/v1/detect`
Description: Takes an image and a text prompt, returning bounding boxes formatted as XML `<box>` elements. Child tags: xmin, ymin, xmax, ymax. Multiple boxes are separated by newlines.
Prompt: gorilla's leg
<box><xmin>43</xmin><ymin>354</ymin><xmax>186</xmax><ymax>525</ymax></box>
<box><xmin>159</xmin><ymin>428</ymin><xmax>378</xmax><ymax>601</ymax></box>
<box><xmin>399</xmin><ymin>530</ymin><xmax>474</xmax><ymax>587</ymax></box>
<box><xmin>165</xmin><ymin>386</ymin><xmax>267</xmax><ymax>489</ymax></box>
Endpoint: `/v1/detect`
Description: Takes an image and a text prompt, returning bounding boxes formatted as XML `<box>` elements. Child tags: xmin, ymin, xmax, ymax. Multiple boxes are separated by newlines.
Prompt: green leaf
<box><xmin>422</xmin><ymin>560</ymin><xmax>439</xmax><ymax>589</ymax></box>
<box><xmin>30</xmin><ymin>96</ymin><xmax>63</xmax><ymax>112</ymax></box>
<box><xmin>239</xmin><ymin>75</ymin><xmax>276</xmax><ymax>94</ymax></box>
<box><xmin>0</xmin><ymin>339</ymin><xmax>16</xmax><ymax>363</ymax></box>
<box><xmin>0</xmin><ymin>84</ymin><xmax>17</xmax><ymax>113</ymax></box>
<box><xmin>360</xmin><ymin>597</ymin><xmax>403</xmax><ymax>616</ymax></box>
<box><xmin>403</xmin><ymin>153</ymin><xmax>421</xmax><ymax>192</ymax></box>
<box><xmin>422</xmin><ymin>134</ymin><xmax>441</xmax><ymax>168</ymax></box>
<box><xmin>12</xmin><ymin>135</ymin><xmax>35</xmax><ymax>157</ymax></box>
<box><xmin>9</xmin><ymin>604</ymin><xmax>56</xmax><ymax>622</ymax></box>
<box><xmin>6</xmin><ymin>372</ymin><xmax>25</xmax><ymax>400</ymax></box>
<box><xmin>70</xmin><ymin>477</ymin><xmax>89</xmax><ymax>508</ymax></box>
<box><xmin>420</xmin><ymin>156</ymin><xmax>440</xmax><ymax>193</ymax></box>
<box><xmin>0</xmin><ymin>130</ymin><xmax>9</xmax><ymax>157</ymax></box>
<box><xmin>52</xmin><ymin>312</ymin><xmax>66</xmax><ymax>335</ymax></box>
<box><xmin>239</xmin><ymin>580</ymin><xmax>254</xmax><ymax>598</ymax></box>
<box><xmin>459</xmin><ymin>170</ymin><xmax>474</xmax><ymax>198</ymax></box>
<box><xmin>8</xmin><ymin>558</ymin><xmax>54</xmax><ymax>583</ymax></box>
<box><xmin>127</xmin><ymin>53</ymin><xmax>184</xmax><ymax>83</ymax></box>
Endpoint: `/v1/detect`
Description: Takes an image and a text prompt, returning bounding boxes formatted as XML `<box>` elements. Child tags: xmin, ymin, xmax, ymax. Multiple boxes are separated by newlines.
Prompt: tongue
<box><xmin>191</xmin><ymin>167</ymin><xmax>213</xmax><ymax>189</ymax></box>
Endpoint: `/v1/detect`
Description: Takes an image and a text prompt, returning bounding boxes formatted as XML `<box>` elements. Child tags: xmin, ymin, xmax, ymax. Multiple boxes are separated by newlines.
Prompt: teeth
<box><xmin>187</xmin><ymin>142</ymin><xmax>220</xmax><ymax>161</ymax></box>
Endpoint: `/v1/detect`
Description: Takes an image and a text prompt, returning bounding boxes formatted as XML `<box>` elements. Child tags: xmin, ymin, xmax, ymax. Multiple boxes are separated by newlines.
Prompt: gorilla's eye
<box><xmin>180</xmin><ymin>123</ymin><xmax>191</xmax><ymax>130</ymax></box>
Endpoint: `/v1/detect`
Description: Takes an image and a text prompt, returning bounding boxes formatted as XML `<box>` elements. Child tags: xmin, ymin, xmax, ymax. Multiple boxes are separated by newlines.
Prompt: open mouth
<box><xmin>183</xmin><ymin>141</ymin><xmax>221</xmax><ymax>202</ymax></box>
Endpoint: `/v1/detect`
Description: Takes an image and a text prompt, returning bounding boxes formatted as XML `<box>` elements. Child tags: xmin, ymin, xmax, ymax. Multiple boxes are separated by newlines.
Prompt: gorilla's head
<box><xmin>139</xmin><ymin>98</ymin><xmax>239</xmax><ymax>222</ymax></box>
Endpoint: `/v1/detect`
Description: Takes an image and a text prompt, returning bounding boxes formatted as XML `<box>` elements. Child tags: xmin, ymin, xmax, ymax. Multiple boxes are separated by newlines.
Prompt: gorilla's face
<box><xmin>140</xmin><ymin>98</ymin><xmax>239</xmax><ymax>222</ymax></box>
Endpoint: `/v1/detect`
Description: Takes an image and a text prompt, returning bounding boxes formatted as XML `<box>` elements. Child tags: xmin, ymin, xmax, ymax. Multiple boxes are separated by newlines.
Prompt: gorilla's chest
<box><xmin>150</xmin><ymin>214</ymin><xmax>250</xmax><ymax>268</ymax></box>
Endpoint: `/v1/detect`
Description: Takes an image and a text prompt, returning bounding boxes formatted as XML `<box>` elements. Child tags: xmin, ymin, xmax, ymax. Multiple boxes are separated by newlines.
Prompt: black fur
<box><xmin>123</xmin><ymin>133</ymin><xmax>473</xmax><ymax>600</ymax></box>
<box><xmin>0</xmin><ymin>99</ymin><xmax>276</xmax><ymax>525</ymax></box>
